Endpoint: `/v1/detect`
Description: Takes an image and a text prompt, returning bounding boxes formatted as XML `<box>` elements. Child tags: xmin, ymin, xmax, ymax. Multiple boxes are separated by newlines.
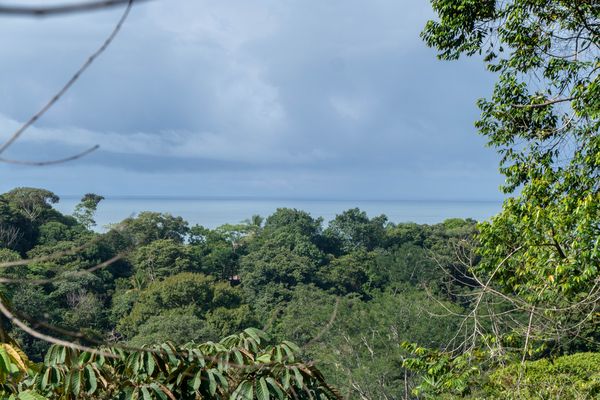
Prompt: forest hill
<box><xmin>0</xmin><ymin>187</ymin><xmax>476</xmax><ymax>398</ymax></box>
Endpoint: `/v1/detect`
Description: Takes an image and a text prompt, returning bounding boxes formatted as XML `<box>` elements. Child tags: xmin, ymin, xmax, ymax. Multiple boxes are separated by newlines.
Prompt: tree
<box><xmin>263</xmin><ymin>208</ymin><xmax>323</xmax><ymax>240</ymax></box>
<box><xmin>117</xmin><ymin>212</ymin><xmax>189</xmax><ymax>246</ymax></box>
<box><xmin>72</xmin><ymin>193</ymin><xmax>104</xmax><ymax>229</ymax></box>
<box><xmin>323</xmin><ymin>250</ymin><xmax>376</xmax><ymax>295</ymax></box>
<box><xmin>423</xmin><ymin>0</ymin><xmax>599</xmax><ymax>350</ymax></box>
<box><xmin>325</xmin><ymin>208</ymin><xmax>387</xmax><ymax>254</ymax></box>
<box><xmin>0</xmin><ymin>201</ymin><xmax>24</xmax><ymax>250</ymax></box>
<box><xmin>117</xmin><ymin>272</ymin><xmax>214</xmax><ymax>338</ymax></box>
<box><xmin>2</xmin><ymin>187</ymin><xmax>59</xmax><ymax>223</ymax></box>
<box><xmin>1</xmin><ymin>328</ymin><xmax>342</xmax><ymax>400</ymax></box>
<box><xmin>129</xmin><ymin>239</ymin><xmax>198</xmax><ymax>282</ymax></box>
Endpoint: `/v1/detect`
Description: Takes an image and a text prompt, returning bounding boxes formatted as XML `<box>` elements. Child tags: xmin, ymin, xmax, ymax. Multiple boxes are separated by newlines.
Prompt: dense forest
<box><xmin>0</xmin><ymin>0</ymin><xmax>598</xmax><ymax>398</ymax></box>
<box><xmin>0</xmin><ymin>187</ymin><xmax>478</xmax><ymax>398</ymax></box>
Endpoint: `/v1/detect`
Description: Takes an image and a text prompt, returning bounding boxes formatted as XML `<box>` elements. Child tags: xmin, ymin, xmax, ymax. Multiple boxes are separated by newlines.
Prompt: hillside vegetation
<box><xmin>0</xmin><ymin>0</ymin><xmax>597</xmax><ymax>398</ymax></box>
<box><xmin>0</xmin><ymin>188</ymin><xmax>483</xmax><ymax>398</ymax></box>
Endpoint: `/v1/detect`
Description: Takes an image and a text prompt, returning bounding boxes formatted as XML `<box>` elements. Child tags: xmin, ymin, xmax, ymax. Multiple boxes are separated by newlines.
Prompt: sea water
<box><xmin>54</xmin><ymin>197</ymin><xmax>502</xmax><ymax>231</ymax></box>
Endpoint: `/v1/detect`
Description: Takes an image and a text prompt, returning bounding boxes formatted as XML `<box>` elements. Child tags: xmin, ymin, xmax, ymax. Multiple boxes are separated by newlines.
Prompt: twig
<box><xmin>0</xmin><ymin>145</ymin><xmax>99</xmax><ymax>166</ymax></box>
<box><xmin>0</xmin><ymin>0</ymin><xmax>150</xmax><ymax>17</ymax></box>
<box><xmin>0</xmin><ymin>0</ymin><xmax>134</xmax><ymax>159</ymax></box>
<box><xmin>0</xmin><ymin>297</ymin><xmax>116</xmax><ymax>357</ymax></box>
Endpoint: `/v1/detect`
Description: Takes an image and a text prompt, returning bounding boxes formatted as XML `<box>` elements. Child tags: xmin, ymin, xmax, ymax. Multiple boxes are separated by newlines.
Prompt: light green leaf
<box><xmin>86</xmin><ymin>364</ymin><xmax>98</xmax><ymax>394</ymax></box>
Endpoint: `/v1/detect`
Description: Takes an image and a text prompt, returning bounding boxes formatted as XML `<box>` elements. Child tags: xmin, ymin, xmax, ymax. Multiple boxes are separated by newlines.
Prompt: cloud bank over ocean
<box><xmin>0</xmin><ymin>0</ymin><xmax>502</xmax><ymax>200</ymax></box>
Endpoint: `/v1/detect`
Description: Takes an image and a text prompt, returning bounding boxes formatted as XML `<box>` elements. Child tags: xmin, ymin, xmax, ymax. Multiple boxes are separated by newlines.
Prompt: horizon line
<box><xmin>58</xmin><ymin>194</ymin><xmax>504</xmax><ymax>203</ymax></box>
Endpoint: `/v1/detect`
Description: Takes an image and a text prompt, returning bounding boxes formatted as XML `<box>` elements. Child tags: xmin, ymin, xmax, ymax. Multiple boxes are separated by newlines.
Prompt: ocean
<box><xmin>54</xmin><ymin>197</ymin><xmax>503</xmax><ymax>231</ymax></box>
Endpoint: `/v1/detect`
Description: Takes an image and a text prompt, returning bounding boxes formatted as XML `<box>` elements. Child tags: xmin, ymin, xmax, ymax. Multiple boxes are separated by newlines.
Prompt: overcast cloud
<box><xmin>0</xmin><ymin>0</ymin><xmax>503</xmax><ymax>200</ymax></box>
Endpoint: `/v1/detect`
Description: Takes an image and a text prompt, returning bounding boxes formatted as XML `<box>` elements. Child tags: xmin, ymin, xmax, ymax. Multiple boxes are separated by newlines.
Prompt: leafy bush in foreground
<box><xmin>0</xmin><ymin>328</ymin><xmax>341</xmax><ymax>400</ymax></box>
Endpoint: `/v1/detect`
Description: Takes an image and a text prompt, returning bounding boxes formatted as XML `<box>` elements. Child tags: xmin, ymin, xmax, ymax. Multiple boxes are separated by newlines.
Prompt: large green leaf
<box><xmin>256</xmin><ymin>377</ymin><xmax>270</xmax><ymax>400</ymax></box>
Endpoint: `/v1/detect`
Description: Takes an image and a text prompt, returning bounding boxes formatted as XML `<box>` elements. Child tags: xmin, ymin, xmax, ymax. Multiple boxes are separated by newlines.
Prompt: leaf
<box><xmin>256</xmin><ymin>353</ymin><xmax>272</xmax><ymax>363</ymax></box>
<box><xmin>208</xmin><ymin>369</ymin><xmax>217</xmax><ymax>395</ymax></box>
<box><xmin>78</xmin><ymin>351</ymin><xmax>92</xmax><ymax>365</ymax></box>
<box><xmin>281</xmin><ymin>341</ymin><xmax>300</xmax><ymax>354</ymax></box>
<box><xmin>85</xmin><ymin>364</ymin><xmax>98</xmax><ymax>394</ymax></box>
<box><xmin>232</xmin><ymin>380</ymin><xmax>253</xmax><ymax>400</ymax></box>
<box><xmin>256</xmin><ymin>377</ymin><xmax>270</xmax><ymax>400</ymax></box>
<box><xmin>141</xmin><ymin>386</ymin><xmax>152</xmax><ymax>400</ymax></box>
<box><xmin>232</xmin><ymin>349</ymin><xmax>245</xmax><ymax>366</ymax></box>
<box><xmin>17</xmin><ymin>391</ymin><xmax>48</xmax><ymax>400</ymax></box>
<box><xmin>244</xmin><ymin>328</ymin><xmax>262</xmax><ymax>344</ymax></box>
<box><xmin>192</xmin><ymin>370</ymin><xmax>202</xmax><ymax>391</ymax></box>
<box><xmin>292</xmin><ymin>366</ymin><xmax>304</xmax><ymax>388</ymax></box>
<box><xmin>0</xmin><ymin>348</ymin><xmax>11</xmax><ymax>373</ymax></box>
<box><xmin>146</xmin><ymin>352</ymin><xmax>156</xmax><ymax>376</ymax></box>
<box><xmin>41</xmin><ymin>367</ymin><xmax>52</xmax><ymax>389</ymax></box>
<box><xmin>151</xmin><ymin>384</ymin><xmax>168</xmax><ymax>400</ymax></box>
<box><xmin>266</xmin><ymin>377</ymin><xmax>285</xmax><ymax>399</ymax></box>
<box><xmin>3</xmin><ymin>344</ymin><xmax>28</xmax><ymax>371</ymax></box>
<box><xmin>156</xmin><ymin>383</ymin><xmax>177</xmax><ymax>400</ymax></box>
<box><xmin>282</xmin><ymin>369</ymin><xmax>291</xmax><ymax>390</ymax></box>
<box><xmin>280</xmin><ymin>344</ymin><xmax>295</xmax><ymax>362</ymax></box>
<box><xmin>70</xmin><ymin>369</ymin><xmax>82</xmax><ymax>397</ymax></box>
<box><xmin>213</xmin><ymin>369</ymin><xmax>229</xmax><ymax>390</ymax></box>
<box><xmin>92</xmin><ymin>364</ymin><xmax>108</xmax><ymax>388</ymax></box>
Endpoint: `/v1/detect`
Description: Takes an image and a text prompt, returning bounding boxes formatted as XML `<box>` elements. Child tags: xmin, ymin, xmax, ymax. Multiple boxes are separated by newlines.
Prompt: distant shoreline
<box><xmin>58</xmin><ymin>195</ymin><xmax>504</xmax><ymax>203</ymax></box>
<box><xmin>54</xmin><ymin>197</ymin><xmax>503</xmax><ymax>230</ymax></box>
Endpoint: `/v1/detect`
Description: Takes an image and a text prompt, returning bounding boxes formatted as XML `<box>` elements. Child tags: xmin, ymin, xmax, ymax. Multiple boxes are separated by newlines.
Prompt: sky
<box><xmin>0</xmin><ymin>0</ymin><xmax>504</xmax><ymax>200</ymax></box>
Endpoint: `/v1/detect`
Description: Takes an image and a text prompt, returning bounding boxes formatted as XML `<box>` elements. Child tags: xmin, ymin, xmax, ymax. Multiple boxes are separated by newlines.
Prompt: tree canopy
<box><xmin>423</xmin><ymin>0</ymin><xmax>599</xmax><ymax>350</ymax></box>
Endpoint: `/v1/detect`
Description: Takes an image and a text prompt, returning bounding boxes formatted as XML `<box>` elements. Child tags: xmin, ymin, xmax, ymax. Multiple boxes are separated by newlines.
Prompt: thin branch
<box><xmin>512</xmin><ymin>97</ymin><xmax>575</xmax><ymax>109</ymax></box>
<box><xmin>0</xmin><ymin>145</ymin><xmax>99</xmax><ymax>166</ymax></box>
<box><xmin>0</xmin><ymin>297</ymin><xmax>116</xmax><ymax>357</ymax></box>
<box><xmin>0</xmin><ymin>0</ymin><xmax>134</xmax><ymax>157</ymax></box>
<box><xmin>305</xmin><ymin>297</ymin><xmax>340</xmax><ymax>347</ymax></box>
<box><xmin>0</xmin><ymin>0</ymin><xmax>150</xmax><ymax>17</ymax></box>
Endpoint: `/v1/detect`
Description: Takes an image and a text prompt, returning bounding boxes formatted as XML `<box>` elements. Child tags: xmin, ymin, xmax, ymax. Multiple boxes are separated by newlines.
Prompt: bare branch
<box><xmin>0</xmin><ymin>297</ymin><xmax>116</xmax><ymax>357</ymax></box>
<box><xmin>0</xmin><ymin>144</ymin><xmax>99</xmax><ymax>166</ymax></box>
<box><xmin>512</xmin><ymin>97</ymin><xmax>575</xmax><ymax>109</ymax></box>
<box><xmin>0</xmin><ymin>0</ymin><xmax>150</xmax><ymax>17</ymax></box>
<box><xmin>0</xmin><ymin>0</ymin><xmax>134</xmax><ymax>159</ymax></box>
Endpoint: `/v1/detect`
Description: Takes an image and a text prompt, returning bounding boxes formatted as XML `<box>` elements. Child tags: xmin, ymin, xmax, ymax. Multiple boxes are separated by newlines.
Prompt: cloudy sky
<box><xmin>0</xmin><ymin>0</ymin><xmax>503</xmax><ymax>200</ymax></box>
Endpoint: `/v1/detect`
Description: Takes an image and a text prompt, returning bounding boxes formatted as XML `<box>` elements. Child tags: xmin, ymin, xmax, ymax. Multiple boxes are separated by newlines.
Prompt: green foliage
<box><xmin>323</xmin><ymin>250</ymin><xmax>376</xmax><ymax>295</ymax></box>
<box><xmin>412</xmin><ymin>1</ymin><xmax>600</xmax><ymax>397</ymax></box>
<box><xmin>0</xmin><ymin>341</ymin><xmax>32</xmax><ymax>395</ymax></box>
<box><xmin>483</xmin><ymin>352</ymin><xmax>600</xmax><ymax>399</ymax></box>
<box><xmin>325</xmin><ymin>208</ymin><xmax>387</xmax><ymax>254</ymax></box>
<box><xmin>188</xmin><ymin>224</ymin><xmax>243</xmax><ymax>279</ymax></box>
<box><xmin>0</xmin><ymin>249</ymin><xmax>20</xmax><ymax>263</ymax></box>
<box><xmin>0</xmin><ymin>329</ymin><xmax>342</xmax><ymax>400</ymax></box>
<box><xmin>128</xmin><ymin>308</ymin><xmax>209</xmax><ymax>346</ymax></box>
<box><xmin>401</xmin><ymin>344</ymin><xmax>484</xmax><ymax>399</ymax></box>
<box><xmin>0</xmin><ymin>189</ymin><xmax>489</xmax><ymax>398</ymax></box>
<box><xmin>410</xmin><ymin>351</ymin><xmax>600</xmax><ymax>399</ymax></box>
<box><xmin>424</xmin><ymin>0</ymin><xmax>600</xmax><ymax>342</ymax></box>
<box><xmin>117</xmin><ymin>272</ymin><xmax>214</xmax><ymax>338</ymax></box>
<box><xmin>263</xmin><ymin>208</ymin><xmax>323</xmax><ymax>239</ymax></box>
<box><xmin>72</xmin><ymin>194</ymin><xmax>104</xmax><ymax>230</ymax></box>
<box><xmin>117</xmin><ymin>212</ymin><xmax>189</xmax><ymax>246</ymax></box>
<box><xmin>0</xmin><ymin>188</ymin><xmax>67</xmax><ymax>253</ymax></box>
<box><xmin>37</xmin><ymin>222</ymin><xmax>83</xmax><ymax>246</ymax></box>
<box><xmin>2</xmin><ymin>188</ymin><xmax>59</xmax><ymax>224</ymax></box>
<box><xmin>129</xmin><ymin>239</ymin><xmax>199</xmax><ymax>282</ymax></box>
<box><xmin>271</xmin><ymin>286</ymin><xmax>464</xmax><ymax>399</ymax></box>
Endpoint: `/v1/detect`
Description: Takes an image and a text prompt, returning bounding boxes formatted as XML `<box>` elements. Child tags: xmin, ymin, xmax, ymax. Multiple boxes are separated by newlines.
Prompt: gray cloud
<box><xmin>0</xmin><ymin>0</ymin><xmax>503</xmax><ymax>200</ymax></box>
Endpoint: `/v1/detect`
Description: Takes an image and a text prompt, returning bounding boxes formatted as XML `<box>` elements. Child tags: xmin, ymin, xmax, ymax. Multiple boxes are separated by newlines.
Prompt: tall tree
<box><xmin>73</xmin><ymin>193</ymin><xmax>104</xmax><ymax>229</ymax></box>
<box><xmin>423</xmin><ymin>0</ymin><xmax>599</xmax><ymax>349</ymax></box>
<box><xmin>2</xmin><ymin>187</ymin><xmax>59</xmax><ymax>223</ymax></box>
